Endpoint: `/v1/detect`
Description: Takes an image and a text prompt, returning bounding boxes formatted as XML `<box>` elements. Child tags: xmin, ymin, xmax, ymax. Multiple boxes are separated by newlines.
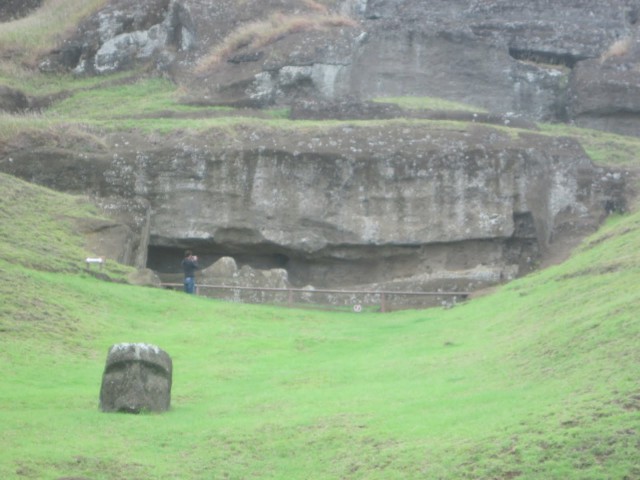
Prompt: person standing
<box><xmin>181</xmin><ymin>250</ymin><xmax>199</xmax><ymax>294</ymax></box>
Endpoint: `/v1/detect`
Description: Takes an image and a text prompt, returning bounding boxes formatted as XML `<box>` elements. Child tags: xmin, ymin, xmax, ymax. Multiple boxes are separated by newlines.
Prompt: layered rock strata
<box><xmin>1</xmin><ymin>123</ymin><xmax>624</xmax><ymax>298</ymax></box>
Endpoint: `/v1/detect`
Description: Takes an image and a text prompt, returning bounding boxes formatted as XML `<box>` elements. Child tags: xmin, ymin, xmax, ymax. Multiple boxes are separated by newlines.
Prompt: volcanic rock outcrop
<box><xmin>32</xmin><ymin>0</ymin><xmax>640</xmax><ymax>134</ymax></box>
<box><xmin>0</xmin><ymin>0</ymin><xmax>632</xmax><ymax>306</ymax></box>
<box><xmin>0</xmin><ymin>122</ymin><xmax>625</xmax><ymax>295</ymax></box>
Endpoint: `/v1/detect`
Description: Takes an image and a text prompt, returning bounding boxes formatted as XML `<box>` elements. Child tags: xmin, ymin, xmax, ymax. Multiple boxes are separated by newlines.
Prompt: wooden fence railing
<box><xmin>161</xmin><ymin>283</ymin><xmax>469</xmax><ymax>312</ymax></box>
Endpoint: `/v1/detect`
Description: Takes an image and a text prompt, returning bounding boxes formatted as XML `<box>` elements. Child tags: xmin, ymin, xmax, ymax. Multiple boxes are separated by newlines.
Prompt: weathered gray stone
<box><xmin>33</xmin><ymin>0</ymin><xmax>640</xmax><ymax>128</ymax></box>
<box><xmin>342</xmin><ymin>0</ymin><xmax>631</xmax><ymax>122</ymax></box>
<box><xmin>131</xmin><ymin>126</ymin><xmax>624</xmax><ymax>290</ymax></box>
<box><xmin>40</xmin><ymin>0</ymin><xmax>196</xmax><ymax>74</ymax></box>
<box><xmin>196</xmin><ymin>257</ymin><xmax>290</xmax><ymax>302</ymax></box>
<box><xmin>201</xmin><ymin>256</ymin><xmax>238</xmax><ymax>278</ymax></box>
<box><xmin>100</xmin><ymin>343</ymin><xmax>172</xmax><ymax>413</ymax></box>
<box><xmin>568</xmin><ymin>37</ymin><xmax>640</xmax><ymax>136</ymax></box>
<box><xmin>127</xmin><ymin>268</ymin><xmax>162</xmax><ymax>287</ymax></box>
<box><xmin>176</xmin><ymin>0</ymin><xmax>636</xmax><ymax>125</ymax></box>
<box><xmin>1</xmin><ymin>122</ymin><xmax>626</xmax><ymax>292</ymax></box>
<box><xmin>0</xmin><ymin>119</ymin><xmax>627</xmax><ymax>293</ymax></box>
<box><xmin>78</xmin><ymin>197</ymin><xmax>151</xmax><ymax>269</ymax></box>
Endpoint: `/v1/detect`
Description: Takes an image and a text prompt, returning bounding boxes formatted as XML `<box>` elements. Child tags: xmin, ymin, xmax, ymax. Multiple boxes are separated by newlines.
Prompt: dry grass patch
<box><xmin>0</xmin><ymin>0</ymin><xmax>109</xmax><ymax>64</ymax></box>
<box><xmin>600</xmin><ymin>36</ymin><xmax>633</xmax><ymax>62</ymax></box>
<box><xmin>194</xmin><ymin>12</ymin><xmax>358</xmax><ymax>73</ymax></box>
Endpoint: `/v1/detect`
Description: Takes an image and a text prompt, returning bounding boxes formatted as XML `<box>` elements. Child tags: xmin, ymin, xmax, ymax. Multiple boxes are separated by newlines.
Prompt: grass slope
<box><xmin>0</xmin><ymin>177</ymin><xmax>638</xmax><ymax>479</ymax></box>
<box><xmin>0</xmin><ymin>6</ymin><xmax>639</xmax><ymax>476</ymax></box>
<box><xmin>0</xmin><ymin>0</ymin><xmax>109</xmax><ymax>64</ymax></box>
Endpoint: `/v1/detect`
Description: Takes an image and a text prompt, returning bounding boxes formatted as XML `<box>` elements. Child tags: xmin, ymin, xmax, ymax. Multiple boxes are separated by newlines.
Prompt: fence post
<box><xmin>288</xmin><ymin>289</ymin><xmax>293</xmax><ymax>308</ymax></box>
<box><xmin>380</xmin><ymin>292</ymin><xmax>386</xmax><ymax>313</ymax></box>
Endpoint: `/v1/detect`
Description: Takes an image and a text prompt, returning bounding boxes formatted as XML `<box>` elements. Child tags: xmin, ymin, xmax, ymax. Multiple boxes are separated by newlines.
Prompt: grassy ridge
<box><xmin>0</xmin><ymin>176</ymin><xmax>638</xmax><ymax>479</ymax></box>
<box><xmin>0</xmin><ymin>0</ymin><xmax>109</xmax><ymax>63</ymax></box>
<box><xmin>2</xmin><ymin>71</ymin><xmax>639</xmax><ymax>167</ymax></box>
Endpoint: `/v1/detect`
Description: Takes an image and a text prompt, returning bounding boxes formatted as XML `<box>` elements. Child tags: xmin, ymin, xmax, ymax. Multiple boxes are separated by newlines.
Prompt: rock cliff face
<box><xmin>0</xmin><ymin>122</ymin><xmax>625</xmax><ymax>294</ymax></box>
<box><xmin>0</xmin><ymin>0</ymin><xmax>633</xmax><ymax>304</ymax></box>
<box><xmin>35</xmin><ymin>0</ymin><xmax>640</xmax><ymax>134</ymax></box>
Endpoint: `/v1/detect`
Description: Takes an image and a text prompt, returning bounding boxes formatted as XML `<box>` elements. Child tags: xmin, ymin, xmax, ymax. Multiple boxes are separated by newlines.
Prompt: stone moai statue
<box><xmin>99</xmin><ymin>343</ymin><xmax>172</xmax><ymax>413</ymax></box>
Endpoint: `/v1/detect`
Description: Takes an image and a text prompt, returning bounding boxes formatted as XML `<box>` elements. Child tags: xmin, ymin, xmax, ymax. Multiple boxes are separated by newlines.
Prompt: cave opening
<box><xmin>508</xmin><ymin>47</ymin><xmax>585</xmax><ymax>68</ymax></box>
<box><xmin>146</xmin><ymin>237</ymin><xmax>529</xmax><ymax>291</ymax></box>
<box><xmin>146</xmin><ymin>243</ymin><xmax>419</xmax><ymax>288</ymax></box>
<box><xmin>146</xmin><ymin>244</ymin><xmax>292</xmax><ymax>282</ymax></box>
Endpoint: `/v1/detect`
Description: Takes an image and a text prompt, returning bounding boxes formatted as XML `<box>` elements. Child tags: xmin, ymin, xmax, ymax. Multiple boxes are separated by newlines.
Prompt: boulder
<box><xmin>236</xmin><ymin>265</ymin><xmax>289</xmax><ymax>289</ymax></box>
<box><xmin>201</xmin><ymin>256</ymin><xmax>238</xmax><ymax>278</ymax></box>
<box><xmin>127</xmin><ymin>268</ymin><xmax>162</xmax><ymax>287</ymax></box>
<box><xmin>40</xmin><ymin>0</ymin><xmax>196</xmax><ymax>74</ymax></box>
<box><xmin>197</xmin><ymin>256</ymin><xmax>290</xmax><ymax>302</ymax></box>
<box><xmin>99</xmin><ymin>343</ymin><xmax>172</xmax><ymax>413</ymax></box>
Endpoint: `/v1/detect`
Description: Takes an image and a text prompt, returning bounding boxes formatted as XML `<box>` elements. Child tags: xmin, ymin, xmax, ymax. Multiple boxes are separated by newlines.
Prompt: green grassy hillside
<box><xmin>1</xmin><ymin>6</ymin><xmax>639</xmax><ymax>477</ymax></box>
<box><xmin>0</xmin><ymin>174</ymin><xmax>638</xmax><ymax>479</ymax></box>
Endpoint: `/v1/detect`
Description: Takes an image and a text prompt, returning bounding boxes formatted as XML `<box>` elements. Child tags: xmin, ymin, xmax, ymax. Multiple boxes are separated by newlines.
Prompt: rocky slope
<box><xmin>0</xmin><ymin>0</ymin><xmax>635</xmax><ymax>306</ymax></box>
<box><xmin>36</xmin><ymin>0</ymin><xmax>640</xmax><ymax>135</ymax></box>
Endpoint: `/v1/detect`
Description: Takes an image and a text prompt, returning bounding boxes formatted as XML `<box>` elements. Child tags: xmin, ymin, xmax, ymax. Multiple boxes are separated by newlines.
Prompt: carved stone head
<box><xmin>99</xmin><ymin>343</ymin><xmax>172</xmax><ymax>413</ymax></box>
